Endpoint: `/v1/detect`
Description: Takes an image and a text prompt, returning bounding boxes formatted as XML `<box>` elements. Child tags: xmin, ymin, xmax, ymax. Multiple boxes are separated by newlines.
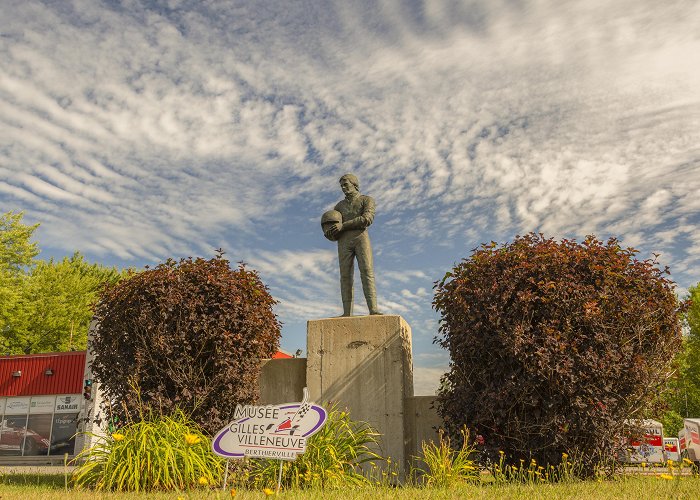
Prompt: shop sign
<box><xmin>30</xmin><ymin>395</ymin><xmax>56</xmax><ymax>414</ymax></box>
<box><xmin>212</xmin><ymin>388</ymin><xmax>327</xmax><ymax>461</ymax></box>
<box><xmin>4</xmin><ymin>397</ymin><xmax>30</xmax><ymax>415</ymax></box>
<box><xmin>55</xmin><ymin>395</ymin><xmax>81</xmax><ymax>413</ymax></box>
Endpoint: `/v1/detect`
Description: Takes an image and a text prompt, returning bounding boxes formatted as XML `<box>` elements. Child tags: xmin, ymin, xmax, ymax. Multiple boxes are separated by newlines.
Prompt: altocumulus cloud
<box><xmin>1</xmin><ymin>0</ymin><xmax>699</xmax><ymax>394</ymax></box>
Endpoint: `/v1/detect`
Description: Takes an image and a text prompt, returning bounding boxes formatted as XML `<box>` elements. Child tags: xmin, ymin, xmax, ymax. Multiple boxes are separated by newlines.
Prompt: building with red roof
<box><xmin>1</xmin><ymin>349</ymin><xmax>292</xmax><ymax>462</ymax></box>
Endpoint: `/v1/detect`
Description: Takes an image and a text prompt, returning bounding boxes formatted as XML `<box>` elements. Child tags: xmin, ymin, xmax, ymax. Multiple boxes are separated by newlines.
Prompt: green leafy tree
<box><xmin>20</xmin><ymin>253</ymin><xmax>122</xmax><ymax>353</ymax></box>
<box><xmin>90</xmin><ymin>253</ymin><xmax>281</xmax><ymax>434</ymax></box>
<box><xmin>0</xmin><ymin>211</ymin><xmax>39</xmax><ymax>353</ymax></box>
<box><xmin>684</xmin><ymin>285</ymin><xmax>700</xmax><ymax>415</ymax></box>
<box><xmin>433</xmin><ymin>233</ymin><xmax>687</xmax><ymax>476</ymax></box>
<box><xmin>1</xmin><ymin>210</ymin><xmax>120</xmax><ymax>354</ymax></box>
<box><xmin>661</xmin><ymin>284</ymin><xmax>700</xmax><ymax>434</ymax></box>
<box><xmin>0</xmin><ymin>210</ymin><xmax>39</xmax><ymax>273</ymax></box>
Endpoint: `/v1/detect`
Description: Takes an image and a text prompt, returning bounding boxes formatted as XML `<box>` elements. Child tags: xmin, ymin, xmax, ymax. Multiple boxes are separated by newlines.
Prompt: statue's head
<box><xmin>339</xmin><ymin>173</ymin><xmax>359</xmax><ymax>195</ymax></box>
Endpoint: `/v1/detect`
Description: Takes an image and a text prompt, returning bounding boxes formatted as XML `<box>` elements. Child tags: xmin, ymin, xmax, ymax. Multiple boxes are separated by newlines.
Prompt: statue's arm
<box><xmin>341</xmin><ymin>196</ymin><xmax>375</xmax><ymax>230</ymax></box>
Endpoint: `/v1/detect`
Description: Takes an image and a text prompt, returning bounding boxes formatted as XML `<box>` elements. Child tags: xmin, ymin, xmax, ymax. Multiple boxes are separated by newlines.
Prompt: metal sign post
<box><xmin>222</xmin><ymin>459</ymin><xmax>230</xmax><ymax>490</ymax></box>
<box><xmin>277</xmin><ymin>459</ymin><xmax>283</xmax><ymax>494</ymax></box>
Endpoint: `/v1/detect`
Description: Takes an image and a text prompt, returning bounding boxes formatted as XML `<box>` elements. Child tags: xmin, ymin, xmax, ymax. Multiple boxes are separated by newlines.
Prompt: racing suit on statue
<box><xmin>333</xmin><ymin>192</ymin><xmax>378</xmax><ymax>316</ymax></box>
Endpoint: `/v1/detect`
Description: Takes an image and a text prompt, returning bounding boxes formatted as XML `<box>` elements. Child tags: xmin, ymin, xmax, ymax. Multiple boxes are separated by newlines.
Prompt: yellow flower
<box><xmin>562</xmin><ymin>453</ymin><xmax>568</xmax><ymax>459</ymax></box>
<box><xmin>683</xmin><ymin>457</ymin><xmax>693</xmax><ymax>465</ymax></box>
<box><xmin>198</xmin><ymin>476</ymin><xmax>208</xmax><ymax>486</ymax></box>
<box><xmin>263</xmin><ymin>488</ymin><xmax>275</xmax><ymax>496</ymax></box>
<box><xmin>230</xmin><ymin>488</ymin><xmax>237</xmax><ymax>497</ymax></box>
<box><xmin>185</xmin><ymin>433</ymin><xmax>201</xmax><ymax>445</ymax></box>
<box><xmin>499</xmin><ymin>450</ymin><xmax>505</xmax><ymax>455</ymax></box>
<box><xmin>641</xmin><ymin>462</ymin><xmax>647</xmax><ymax>468</ymax></box>
<box><xmin>659</xmin><ymin>474</ymin><xmax>674</xmax><ymax>480</ymax></box>
<box><xmin>111</xmin><ymin>433</ymin><xmax>125</xmax><ymax>441</ymax></box>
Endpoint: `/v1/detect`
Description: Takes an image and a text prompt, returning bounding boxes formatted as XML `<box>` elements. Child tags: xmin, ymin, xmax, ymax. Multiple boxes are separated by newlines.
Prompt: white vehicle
<box><xmin>663</xmin><ymin>437</ymin><xmax>680</xmax><ymax>462</ymax></box>
<box><xmin>678</xmin><ymin>429</ymin><xmax>686</xmax><ymax>456</ymax></box>
<box><xmin>625</xmin><ymin>419</ymin><xmax>664</xmax><ymax>464</ymax></box>
<box><xmin>683</xmin><ymin>418</ymin><xmax>700</xmax><ymax>464</ymax></box>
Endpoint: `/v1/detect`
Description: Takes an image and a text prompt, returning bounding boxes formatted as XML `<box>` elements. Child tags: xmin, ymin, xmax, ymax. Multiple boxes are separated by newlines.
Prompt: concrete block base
<box><xmin>307</xmin><ymin>315</ymin><xmax>413</xmax><ymax>475</ymax></box>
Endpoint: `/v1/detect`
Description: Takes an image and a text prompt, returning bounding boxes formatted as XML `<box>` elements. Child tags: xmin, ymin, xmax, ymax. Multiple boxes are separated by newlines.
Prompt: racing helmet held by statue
<box><xmin>321</xmin><ymin>209</ymin><xmax>343</xmax><ymax>241</ymax></box>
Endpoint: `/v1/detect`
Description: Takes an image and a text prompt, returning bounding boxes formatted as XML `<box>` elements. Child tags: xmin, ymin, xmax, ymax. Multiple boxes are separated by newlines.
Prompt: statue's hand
<box><xmin>328</xmin><ymin>222</ymin><xmax>342</xmax><ymax>236</ymax></box>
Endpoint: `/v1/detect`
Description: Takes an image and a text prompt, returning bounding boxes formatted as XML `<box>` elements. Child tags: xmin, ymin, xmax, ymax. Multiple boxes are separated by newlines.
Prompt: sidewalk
<box><xmin>0</xmin><ymin>465</ymin><xmax>76</xmax><ymax>475</ymax></box>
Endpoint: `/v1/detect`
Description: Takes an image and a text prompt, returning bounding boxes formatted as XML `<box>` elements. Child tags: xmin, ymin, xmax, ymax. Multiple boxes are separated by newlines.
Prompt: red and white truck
<box><xmin>683</xmin><ymin>418</ymin><xmax>700</xmax><ymax>464</ymax></box>
<box><xmin>663</xmin><ymin>437</ymin><xmax>681</xmax><ymax>462</ymax></box>
<box><xmin>625</xmin><ymin>419</ymin><xmax>665</xmax><ymax>464</ymax></box>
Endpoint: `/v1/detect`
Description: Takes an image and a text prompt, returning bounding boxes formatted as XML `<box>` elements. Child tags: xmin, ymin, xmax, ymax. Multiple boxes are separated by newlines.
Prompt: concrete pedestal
<box><xmin>307</xmin><ymin>315</ymin><xmax>413</xmax><ymax>474</ymax></box>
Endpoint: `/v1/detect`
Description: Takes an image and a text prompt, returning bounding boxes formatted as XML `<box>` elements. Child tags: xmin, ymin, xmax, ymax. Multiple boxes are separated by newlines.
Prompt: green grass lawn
<box><xmin>1</xmin><ymin>474</ymin><xmax>699</xmax><ymax>499</ymax></box>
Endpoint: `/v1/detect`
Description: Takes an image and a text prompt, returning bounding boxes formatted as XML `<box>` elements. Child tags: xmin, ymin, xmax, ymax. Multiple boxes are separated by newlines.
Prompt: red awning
<box><xmin>0</xmin><ymin>351</ymin><xmax>86</xmax><ymax>397</ymax></box>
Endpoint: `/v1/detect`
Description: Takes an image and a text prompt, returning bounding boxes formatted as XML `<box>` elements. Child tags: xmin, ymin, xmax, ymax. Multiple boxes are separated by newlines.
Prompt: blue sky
<box><xmin>2</xmin><ymin>0</ymin><xmax>699</xmax><ymax>394</ymax></box>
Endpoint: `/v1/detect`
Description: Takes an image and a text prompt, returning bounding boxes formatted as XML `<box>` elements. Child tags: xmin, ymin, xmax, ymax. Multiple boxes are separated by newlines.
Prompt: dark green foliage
<box><xmin>90</xmin><ymin>253</ymin><xmax>281</xmax><ymax>435</ymax></box>
<box><xmin>433</xmin><ymin>233</ymin><xmax>686</xmax><ymax>476</ymax></box>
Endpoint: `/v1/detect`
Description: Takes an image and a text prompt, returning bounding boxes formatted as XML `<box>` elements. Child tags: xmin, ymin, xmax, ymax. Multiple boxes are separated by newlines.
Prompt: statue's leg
<box><xmin>356</xmin><ymin>233</ymin><xmax>379</xmax><ymax>315</ymax></box>
<box><xmin>338</xmin><ymin>239</ymin><xmax>355</xmax><ymax>316</ymax></box>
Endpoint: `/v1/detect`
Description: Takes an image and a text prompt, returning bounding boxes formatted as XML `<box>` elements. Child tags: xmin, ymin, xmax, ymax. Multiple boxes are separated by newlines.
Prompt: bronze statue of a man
<box><xmin>322</xmin><ymin>173</ymin><xmax>380</xmax><ymax>316</ymax></box>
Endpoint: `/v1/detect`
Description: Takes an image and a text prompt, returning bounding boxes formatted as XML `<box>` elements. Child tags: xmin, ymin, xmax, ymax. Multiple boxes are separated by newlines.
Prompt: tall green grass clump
<box><xmin>72</xmin><ymin>409</ymin><xmax>223</xmax><ymax>491</ymax></box>
<box><xmin>489</xmin><ymin>451</ymin><xmax>581</xmax><ymax>484</ymax></box>
<box><xmin>414</xmin><ymin>428</ymin><xmax>480</xmax><ymax>487</ymax></box>
<box><xmin>245</xmin><ymin>405</ymin><xmax>382</xmax><ymax>490</ymax></box>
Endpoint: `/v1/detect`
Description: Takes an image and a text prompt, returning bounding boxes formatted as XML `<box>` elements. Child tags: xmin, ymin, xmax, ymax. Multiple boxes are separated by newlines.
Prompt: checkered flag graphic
<box><xmin>291</xmin><ymin>387</ymin><xmax>311</xmax><ymax>427</ymax></box>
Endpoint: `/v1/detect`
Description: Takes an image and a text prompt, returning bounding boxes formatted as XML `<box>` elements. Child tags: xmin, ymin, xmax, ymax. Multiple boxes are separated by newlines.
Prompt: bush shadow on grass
<box><xmin>0</xmin><ymin>473</ymin><xmax>66</xmax><ymax>488</ymax></box>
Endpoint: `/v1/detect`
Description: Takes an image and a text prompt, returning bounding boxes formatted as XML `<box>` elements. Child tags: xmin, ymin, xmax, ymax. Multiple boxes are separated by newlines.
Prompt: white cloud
<box><xmin>413</xmin><ymin>367</ymin><xmax>447</xmax><ymax>397</ymax></box>
<box><xmin>2</xmin><ymin>0</ymin><xmax>700</xmax><ymax>366</ymax></box>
